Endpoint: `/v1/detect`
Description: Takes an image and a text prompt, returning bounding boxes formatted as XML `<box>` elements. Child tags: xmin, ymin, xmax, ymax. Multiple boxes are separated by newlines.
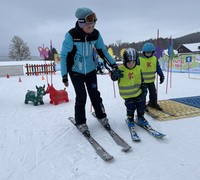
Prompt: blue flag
<box><xmin>168</xmin><ymin>37</ymin><xmax>174</xmax><ymax>59</ymax></box>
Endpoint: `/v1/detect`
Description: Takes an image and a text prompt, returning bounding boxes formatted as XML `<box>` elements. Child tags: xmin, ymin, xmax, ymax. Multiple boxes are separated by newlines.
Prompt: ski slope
<box><xmin>0</xmin><ymin>67</ymin><xmax>200</xmax><ymax>180</ymax></box>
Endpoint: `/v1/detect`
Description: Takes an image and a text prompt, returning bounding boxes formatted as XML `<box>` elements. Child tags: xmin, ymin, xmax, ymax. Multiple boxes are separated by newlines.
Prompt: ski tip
<box><xmin>159</xmin><ymin>134</ymin><xmax>166</xmax><ymax>138</ymax></box>
<box><xmin>68</xmin><ymin>117</ymin><xmax>74</xmax><ymax>120</ymax></box>
<box><xmin>122</xmin><ymin>146</ymin><xmax>132</xmax><ymax>152</ymax></box>
<box><xmin>105</xmin><ymin>156</ymin><xmax>114</xmax><ymax>162</ymax></box>
<box><xmin>155</xmin><ymin>134</ymin><xmax>166</xmax><ymax>138</ymax></box>
<box><xmin>131</xmin><ymin>134</ymin><xmax>141</xmax><ymax>142</ymax></box>
<box><xmin>68</xmin><ymin>117</ymin><xmax>76</xmax><ymax>125</ymax></box>
<box><xmin>133</xmin><ymin>138</ymin><xmax>141</xmax><ymax>142</ymax></box>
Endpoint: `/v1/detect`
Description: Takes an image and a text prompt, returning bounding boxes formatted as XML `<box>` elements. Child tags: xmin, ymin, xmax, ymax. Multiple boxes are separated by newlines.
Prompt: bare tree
<box><xmin>116</xmin><ymin>40</ymin><xmax>122</xmax><ymax>47</ymax></box>
<box><xmin>9</xmin><ymin>36</ymin><xmax>31</xmax><ymax>61</ymax></box>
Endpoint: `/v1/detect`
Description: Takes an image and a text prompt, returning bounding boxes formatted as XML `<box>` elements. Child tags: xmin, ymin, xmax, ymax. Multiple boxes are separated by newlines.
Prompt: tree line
<box><xmin>108</xmin><ymin>32</ymin><xmax>200</xmax><ymax>60</ymax></box>
<box><xmin>9</xmin><ymin>32</ymin><xmax>200</xmax><ymax>61</ymax></box>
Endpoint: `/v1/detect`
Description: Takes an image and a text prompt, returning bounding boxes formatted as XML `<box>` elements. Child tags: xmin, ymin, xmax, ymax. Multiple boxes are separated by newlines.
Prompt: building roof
<box><xmin>180</xmin><ymin>43</ymin><xmax>200</xmax><ymax>52</ymax></box>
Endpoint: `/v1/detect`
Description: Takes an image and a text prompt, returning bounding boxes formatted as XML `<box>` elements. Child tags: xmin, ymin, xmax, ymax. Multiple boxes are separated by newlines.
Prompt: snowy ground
<box><xmin>0</xmin><ymin>67</ymin><xmax>200</xmax><ymax>180</ymax></box>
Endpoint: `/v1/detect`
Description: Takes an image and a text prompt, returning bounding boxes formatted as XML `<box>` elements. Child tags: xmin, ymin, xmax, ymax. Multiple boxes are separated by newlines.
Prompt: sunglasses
<box><xmin>78</xmin><ymin>13</ymin><xmax>97</xmax><ymax>23</ymax></box>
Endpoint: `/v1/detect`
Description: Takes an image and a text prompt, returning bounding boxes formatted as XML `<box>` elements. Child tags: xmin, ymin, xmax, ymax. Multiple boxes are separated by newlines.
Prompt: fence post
<box><xmin>25</xmin><ymin>64</ymin><xmax>29</xmax><ymax>75</ymax></box>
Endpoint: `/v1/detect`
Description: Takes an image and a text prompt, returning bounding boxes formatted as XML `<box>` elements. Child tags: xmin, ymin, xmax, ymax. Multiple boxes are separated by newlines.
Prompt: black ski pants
<box><xmin>125</xmin><ymin>94</ymin><xmax>146</xmax><ymax>118</ymax></box>
<box><xmin>69</xmin><ymin>70</ymin><xmax>107</xmax><ymax>125</ymax></box>
<box><xmin>145</xmin><ymin>82</ymin><xmax>158</xmax><ymax>106</ymax></box>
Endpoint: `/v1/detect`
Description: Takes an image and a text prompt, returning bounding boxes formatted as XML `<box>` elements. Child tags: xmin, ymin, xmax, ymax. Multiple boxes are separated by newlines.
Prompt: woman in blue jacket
<box><xmin>60</xmin><ymin>7</ymin><xmax>122</xmax><ymax>136</ymax></box>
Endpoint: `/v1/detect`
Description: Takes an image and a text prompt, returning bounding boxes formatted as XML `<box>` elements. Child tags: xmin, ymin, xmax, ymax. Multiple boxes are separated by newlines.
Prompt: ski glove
<box><xmin>160</xmin><ymin>75</ymin><xmax>165</xmax><ymax>84</ymax></box>
<box><xmin>111</xmin><ymin>64</ymin><xmax>118</xmax><ymax>69</ymax></box>
<box><xmin>62</xmin><ymin>75</ymin><xmax>69</xmax><ymax>87</ymax></box>
<box><xmin>111</xmin><ymin>68</ymin><xmax>124</xmax><ymax>81</ymax></box>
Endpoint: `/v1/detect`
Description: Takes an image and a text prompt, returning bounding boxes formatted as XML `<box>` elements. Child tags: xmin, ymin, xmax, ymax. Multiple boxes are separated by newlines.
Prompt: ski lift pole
<box><xmin>44</xmin><ymin>59</ymin><xmax>49</xmax><ymax>85</ymax></box>
<box><xmin>156</xmin><ymin>74</ymin><xmax>158</xmax><ymax>95</ymax></box>
<box><xmin>50</xmin><ymin>60</ymin><xmax>53</xmax><ymax>85</ymax></box>
<box><xmin>50</xmin><ymin>40</ymin><xmax>53</xmax><ymax>85</ymax></box>
<box><xmin>104</xmin><ymin>63</ymin><xmax>116</xmax><ymax>98</ymax></box>
<box><xmin>113</xmin><ymin>81</ymin><xmax>116</xmax><ymax>98</ymax></box>
<box><xmin>156</xmin><ymin>29</ymin><xmax>159</xmax><ymax>94</ymax></box>
<box><xmin>188</xmin><ymin>61</ymin><xmax>190</xmax><ymax>79</ymax></box>
<box><xmin>41</xmin><ymin>44</ymin><xmax>49</xmax><ymax>85</ymax></box>
<box><xmin>170</xmin><ymin>59</ymin><xmax>172</xmax><ymax>88</ymax></box>
<box><xmin>165</xmin><ymin>57</ymin><xmax>170</xmax><ymax>94</ymax></box>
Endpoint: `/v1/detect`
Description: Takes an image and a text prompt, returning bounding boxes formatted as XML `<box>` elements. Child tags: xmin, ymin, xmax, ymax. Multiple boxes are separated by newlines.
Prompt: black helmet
<box><xmin>123</xmin><ymin>48</ymin><xmax>138</xmax><ymax>67</ymax></box>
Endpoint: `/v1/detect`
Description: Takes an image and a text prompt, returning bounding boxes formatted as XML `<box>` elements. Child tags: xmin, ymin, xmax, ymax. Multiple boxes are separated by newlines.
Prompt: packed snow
<box><xmin>0</xmin><ymin>63</ymin><xmax>200</xmax><ymax>180</ymax></box>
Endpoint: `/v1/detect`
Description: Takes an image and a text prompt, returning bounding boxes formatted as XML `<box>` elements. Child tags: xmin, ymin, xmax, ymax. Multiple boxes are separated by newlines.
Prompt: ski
<box><xmin>92</xmin><ymin>112</ymin><xmax>132</xmax><ymax>152</ymax></box>
<box><xmin>135</xmin><ymin>122</ymin><xmax>166</xmax><ymax>138</ymax></box>
<box><xmin>68</xmin><ymin>117</ymin><xmax>114</xmax><ymax>161</ymax></box>
<box><xmin>125</xmin><ymin>119</ymin><xmax>141</xmax><ymax>142</ymax></box>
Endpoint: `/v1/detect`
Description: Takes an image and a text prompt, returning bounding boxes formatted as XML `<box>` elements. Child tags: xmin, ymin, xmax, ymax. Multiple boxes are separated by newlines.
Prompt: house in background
<box><xmin>177</xmin><ymin>42</ymin><xmax>200</xmax><ymax>54</ymax></box>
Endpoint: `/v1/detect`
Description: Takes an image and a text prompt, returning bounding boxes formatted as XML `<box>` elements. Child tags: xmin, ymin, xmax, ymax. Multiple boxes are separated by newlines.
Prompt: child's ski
<box><xmin>135</xmin><ymin>122</ymin><xmax>166</xmax><ymax>138</ymax></box>
<box><xmin>125</xmin><ymin>119</ymin><xmax>141</xmax><ymax>142</ymax></box>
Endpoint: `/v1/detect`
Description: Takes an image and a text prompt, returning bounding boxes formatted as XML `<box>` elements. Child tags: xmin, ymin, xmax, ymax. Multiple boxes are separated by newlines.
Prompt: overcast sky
<box><xmin>1</xmin><ymin>0</ymin><xmax>200</xmax><ymax>56</ymax></box>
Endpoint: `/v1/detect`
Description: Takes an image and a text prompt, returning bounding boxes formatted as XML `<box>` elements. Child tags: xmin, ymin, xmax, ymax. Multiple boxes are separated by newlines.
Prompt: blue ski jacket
<box><xmin>60</xmin><ymin>22</ymin><xmax>117</xmax><ymax>77</ymax></box>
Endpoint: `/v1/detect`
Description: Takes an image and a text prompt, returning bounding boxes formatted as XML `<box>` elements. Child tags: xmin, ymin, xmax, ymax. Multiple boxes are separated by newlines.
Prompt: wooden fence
<box><xmin>25</xmin><ymin>63</ymin><xmax>56</xmax><ymax>76</ymax></box>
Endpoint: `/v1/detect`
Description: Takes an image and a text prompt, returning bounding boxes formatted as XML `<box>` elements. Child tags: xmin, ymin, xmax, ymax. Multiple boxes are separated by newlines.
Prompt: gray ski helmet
<box><xmin>123</xmin><ymin>48</ymin><xmax>138</xmax><ymax>65</ymax></box>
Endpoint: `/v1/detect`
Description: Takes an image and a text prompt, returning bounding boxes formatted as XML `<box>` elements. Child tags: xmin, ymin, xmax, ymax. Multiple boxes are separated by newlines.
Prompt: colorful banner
<box><xmin>159</xmin><ymin>54</ymin><xmax>200</xmax><ymax>73</ymax></box>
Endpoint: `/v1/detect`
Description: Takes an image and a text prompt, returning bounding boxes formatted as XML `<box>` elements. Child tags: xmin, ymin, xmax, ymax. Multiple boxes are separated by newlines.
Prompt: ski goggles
<box><xmin>78</xmin><ymin>13</ymin><xmax>97</xmax><ymax>23</ymax></box>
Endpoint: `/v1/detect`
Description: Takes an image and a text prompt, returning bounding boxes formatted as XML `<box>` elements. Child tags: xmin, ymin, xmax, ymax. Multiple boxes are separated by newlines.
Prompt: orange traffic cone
<box><xmin>42</xmin><ymin>75</ymin><xmax>45</xmax><ymax>80</ymax></box>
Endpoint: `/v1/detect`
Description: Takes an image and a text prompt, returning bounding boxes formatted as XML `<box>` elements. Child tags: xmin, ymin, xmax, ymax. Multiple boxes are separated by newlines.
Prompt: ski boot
<box><xmin>137</xmin><ymin>116</ymin><xmax>150</xmax><ymax>127</ymax></box>
<box><xmin>77</xmin><ymin>123</ymin><xmax>90</xmax><ymax>137</ymax></box>
<box><xmin>98</xmin><ymin>117</ymin><xmax>111</xmax><ymax>130</ymax></box>
<box><xmin>127</xmin><ymin>117</ymin><xmax>135</xmax><ymax>128</ymax></box>
<box><xmin>147</xmin><ymin>102</ymin><xmax>163</xmax><ymax>111</ymax></box>
<box><xmin>126</xmin><ymin>117</ymin><xmax>140</xmax><ymax>141</ymax></box>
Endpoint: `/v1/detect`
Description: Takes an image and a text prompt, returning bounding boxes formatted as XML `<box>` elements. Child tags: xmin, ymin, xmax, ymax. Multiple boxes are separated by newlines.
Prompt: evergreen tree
<box><xmin>46</xmin><ymin>47</ymin><xmax>58</xmax><ymax>60</ymax></box>
<box><xmin>9</xmin><ymin>36</ymin><xmax>31</xmax><ymax>61</ymax></box>
<box><xmin>51</xmin><ymin>47</ymin><xmax>58</xmax><ymax>60</ymax></box>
